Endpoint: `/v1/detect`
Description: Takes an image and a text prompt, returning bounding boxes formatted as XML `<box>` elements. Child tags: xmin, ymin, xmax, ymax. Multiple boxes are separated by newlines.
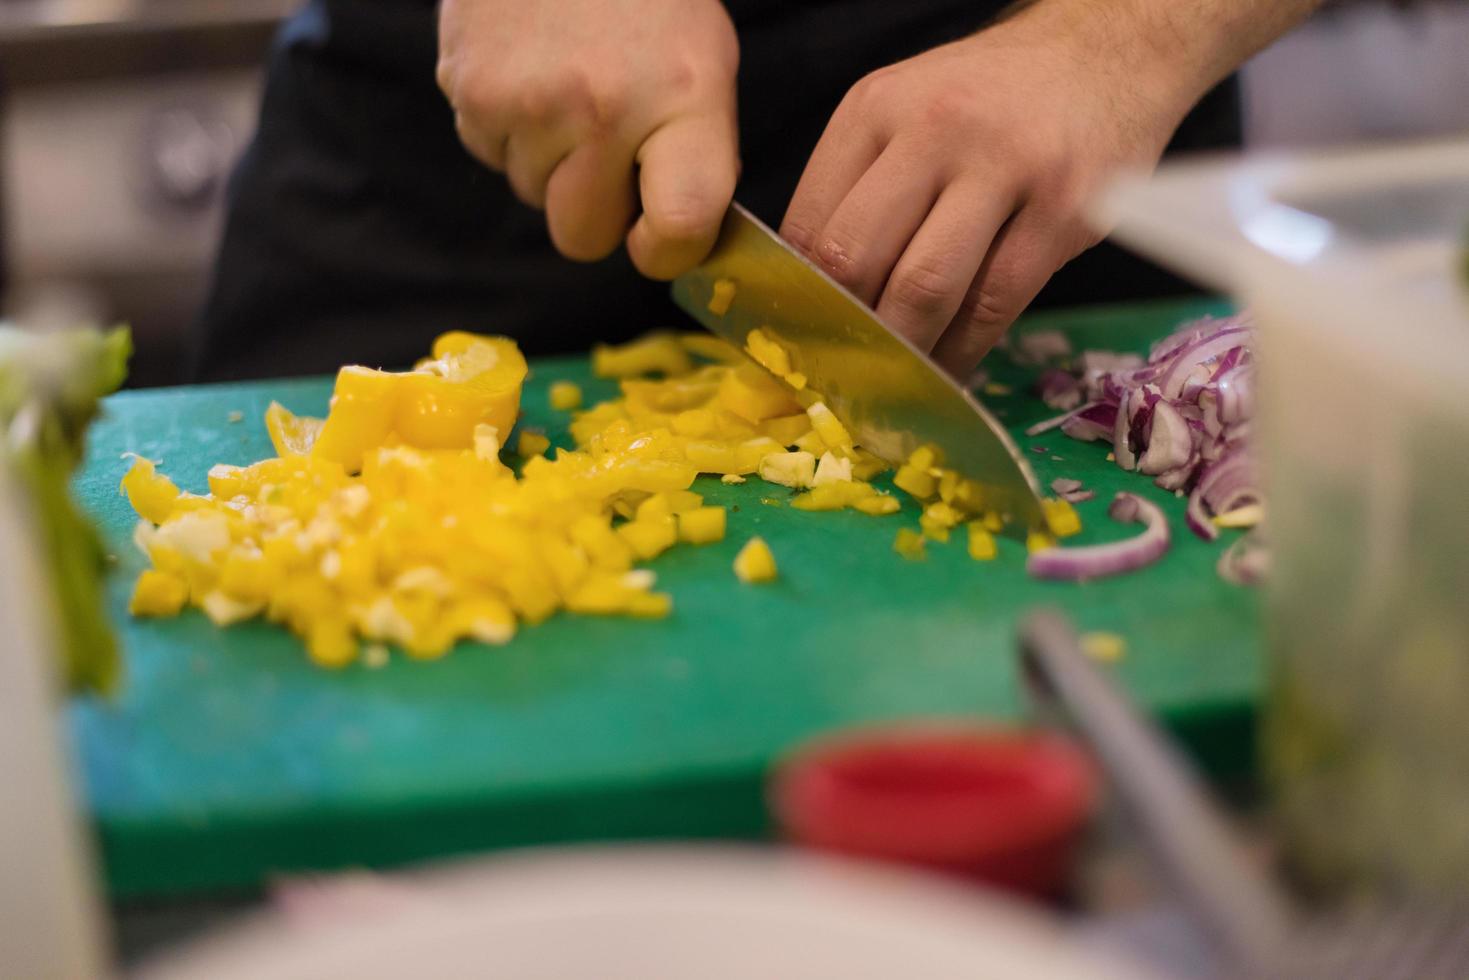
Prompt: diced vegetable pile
<box><xmin>1022</xmin><ymin>314</ymin><xmax>1265</xmax><ymax>582</ymax></box>
<box><xmin>123</xmin><ymin>329</ymin><xmax>1082</xmax><ymax>668</ymax></box>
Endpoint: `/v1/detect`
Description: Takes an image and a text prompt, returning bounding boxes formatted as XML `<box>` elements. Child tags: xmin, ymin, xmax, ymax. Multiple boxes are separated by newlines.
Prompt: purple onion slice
<box><xmin>1027</xmin><ymin>492</ymin><xmax>1170</xmax><ymax>581</ymax></box>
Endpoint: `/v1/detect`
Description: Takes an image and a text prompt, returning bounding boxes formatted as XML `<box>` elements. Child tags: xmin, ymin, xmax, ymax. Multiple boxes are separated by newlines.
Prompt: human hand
<box><xmin>779</xmin><ymin>3</ymin><xmax>1206</xmax><ymax>375</ymax></box>
<box><xmin>437</xmin><ymin>0</ymin><xmax>740</xmax><ymax>279</ymax></box>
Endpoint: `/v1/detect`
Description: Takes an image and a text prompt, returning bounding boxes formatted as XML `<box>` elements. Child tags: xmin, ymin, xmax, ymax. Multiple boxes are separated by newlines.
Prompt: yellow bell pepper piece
<box><xmin>757</xmin><ymin>451</ymin><xmax>816</xmax><ymax>489</ymax></box>
<box><xmin>264</xmin><ymin>401</ymin><xmax>324</xmax><ymax>457</ymax></box>
<box><xmin>549</xmin><ymin>381</ymin><xmax>583</xmax><ymax>411</ymax></box>
<box><xmin>733</xmin><ymin>536</ymin><xmax>778</xmax><ymax>583</ymax></box>
<box><xmin>805</xmin><ymin>401</ymin><xmax>852</xmax><ymax>450</ymax></box>
<box><xmin>592</xmin><ymin>334</ymin><xmax>692</xmax><ymax>378</ymax></box>
<box><xmin>518</xmin><ymin>430</ymin><xmax>551</xmax><ymax>457</ymax></box>
<box><xmin>1041</xmin><ymin>498</ymin><xmax>1082</xmax><ymax>538</ymax></box>
<box><xmin>120</xmin><ymin>456</ymin><xmax>182</xmax><ymax>525</ymax></box>
<box><xmin>892</xmin><ymin>464</ymin><xmax>936</xmax><ymax>501</ymax></box>
<box><xmin>719</xmin><ymin>363</ymin><xmax>800</xmax><ymax>423</ymax></box>
<box><xmin>678</xmin><ymin>506</ymin><xmax>726</xmax><ymax>544</ymax></box>
<box><xmin>128</xmin><ymin>569</ymin><xmax>188</xmax><ymax>617</ymax></box>
<box><xmin>966</xmin><ymin>523</ymin><xmax>997</xmax><ymax>561</ymax></box>
<box><xmin>707</xmin><ymin>278</ymin><xmax>737</xmax><ymax>315</ymax></box>
<box><xmin>893</xmin><ymin>527</ymin><xmax>927</xmax><ymax>560</ymax></box>
<box><xmin>744</xmin><ymin>327</ymin><xmax>792</xmax><ymax>377</ymax></box>
<box><xmin>618</xmin><ymin>515</ymin><xmax>678</xmax><ymax>560</ymax></box>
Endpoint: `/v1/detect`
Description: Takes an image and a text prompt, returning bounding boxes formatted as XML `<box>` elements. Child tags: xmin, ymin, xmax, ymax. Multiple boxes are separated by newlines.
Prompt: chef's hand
<box><xmin>437</xmin><ymin>0</ymin><xmax>740</xmax><ymax>279</ymax></box>
<box><xmin>780</xmin><ymin>0</ymin><xmax>1313</xmax><ymax>376</ymax></box>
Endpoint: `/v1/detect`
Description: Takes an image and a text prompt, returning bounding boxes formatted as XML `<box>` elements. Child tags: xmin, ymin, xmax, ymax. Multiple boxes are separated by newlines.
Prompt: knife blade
<box><xmin>671</xmin><ymin>202</ymin><xmax>1044</xmax><ymax>533</ymax></box>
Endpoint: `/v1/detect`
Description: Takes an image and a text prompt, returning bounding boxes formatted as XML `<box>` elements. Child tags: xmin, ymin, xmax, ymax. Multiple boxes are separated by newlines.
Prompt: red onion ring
<box><xmin>1027</xmin><ymin>492</ymin><xmax>1170</xmax><ymax>581</ymax></box>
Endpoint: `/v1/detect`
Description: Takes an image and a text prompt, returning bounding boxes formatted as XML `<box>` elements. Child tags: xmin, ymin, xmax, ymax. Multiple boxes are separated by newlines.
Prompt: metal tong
<box><xmin>1019</xmin><ymin>611</ymin><xmax>1469</xmax><ymax>980</ymax></box>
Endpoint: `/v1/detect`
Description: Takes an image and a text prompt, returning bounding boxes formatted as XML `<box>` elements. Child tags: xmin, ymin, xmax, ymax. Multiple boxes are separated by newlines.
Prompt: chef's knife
<box><xmin>671</xmin><ymin>202</ymin><xmax>1045</xmax><ymax>533</ymax></box>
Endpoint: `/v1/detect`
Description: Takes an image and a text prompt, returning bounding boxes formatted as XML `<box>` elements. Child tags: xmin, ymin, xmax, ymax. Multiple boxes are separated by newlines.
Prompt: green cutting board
<box><xmin>70</xmin><ymin>297</ymin><xmax>1258</xmax><ymax>899</ymax></box>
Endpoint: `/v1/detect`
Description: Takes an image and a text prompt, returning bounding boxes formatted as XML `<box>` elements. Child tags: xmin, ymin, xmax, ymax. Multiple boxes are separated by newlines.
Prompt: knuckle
<box><xmin>512</xmin><ymin>84</ymin><xmax>561</xmax><ymax>126</ymax></box>
<box><xmin>813</xmin><ymin>235</ymin><xmax>863</xmax><ymax>289</ymax></box>
<box><xmin>920</xmin><ymin>91</ymin><xmax>973</xmax><ymax>132</ymax></box>
<box><xmin>889</xmin><ymin>262</ymin><xmax>961</xmax><ymax>317</ymax></box>
<box><xmin>962</xmin><ymin>286</ymin><xmax>1020</xmax><ymax>333</ymax></box>
<box><xmin>584</xmin><ymin>80</ymin><xmax>628</xmax><ymax>135</ymax></box>
<box><xmin>648</xmin><ymin>202</ymin><xmax>716</xmax><ymax>246</ymax></box>
<box><xmin>434</xmin><ymin>58</ymin><xmax>455</xmax><ymax>98</ymax></box>
<box><xmin>781</xmin><ymin>218</ymin><xmax>817</xmax><ymax>253</ymax></box>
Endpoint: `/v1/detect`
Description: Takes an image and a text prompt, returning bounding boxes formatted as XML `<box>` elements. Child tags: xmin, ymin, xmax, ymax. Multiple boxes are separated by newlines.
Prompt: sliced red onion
<box><xmin>1137</xmin><ymin>400</ymin><xmax>1193</xmax><ymax>476</ymax></box>
<box><xmin>1025</xmin><ymin>413</ymin><xmax>1070</xmax><ymax>437</ymax></box>
<box><xmin>1184</xmin><ymin>449</ymin><xmax>1262</xmax><ymax>541</ymax></box>
<box><xmin>1211</xmin><ymin>345</ymin><xmax>1245</xmax><ymax>378</ymax></box>
<box><xmin>1014</xmin><ymin>330</ymin><xmax>1073</xmax><ymax>365</ymax></box>
<box><xmin>1113</xmin><ymin>389</ymin><xmax>1136</xmax><ymax>470</ymax></box>
<box><xmin>1147</xmin><ymin>313</ymin><xmax>1251</xmax><ymax>364</ymax></box>
<box><xmin>1199</xmin><ymin>388</ymin><xmax>1223</xmax><ymax>438</ymax></box>
<box><xmin>1221</xmin><ymin>420</ymin><xmax>1252</xmax><ymax>445</ymax></box>
<box><xmin>1050</xmin><ymin>478</ymin><xmax>1084</xmax><ymax>495</ymax></box>
<box><xmin>1217</xmin><ymin>531</ymin><xmax>1270</xmax><ymax>586</ymax></box>
<box><xmin>1061</xmin><ymin>489</ymin><xmax>1096</xmax><ymax>504</ymax></box>
<box><xmin>1154</xmin><ymin>452</ymin><xmax>1199</xmax><ymax>492</ymax></box>
<box><xmin>1027</xmin><ymin>492</ymin><xmax>1170</xmax><ymax>581</ymax></box>
<box><xmin>1059</xmin><ymin>402</ymin><xmax>1116</xmax><ymax>442</ymax></box>
<box><xmin>1080</xmin><ymin>350</ymin><xmax>1145</xmax><ymax>375</ymax></box>
<box><xmin>1186</xmin><ymin>488</ymin><xmax>1219</xmax><ymax>542</ymax></box>
<box><xmin>1148</xmin><ymin>317</ymin><xmax>1217</xmax><ymax>363</ymax></box>
<box><xmin>1157</xmin><ymin>328</ymin><xmax>1251</xmax><ymax>399</ymax></box>
<box><xmin>1214</xmin><ymin>364</ymin><xmax>1254</xmax><ymax>425</ymax></box>
<box><xmin>1037</xmin><ymin>368</ymin><xmax>1083</xmax><ymax>410</ymax></box>
<box><xmin>1127</xmin><ymin>387</ymin><xmax>1160</xmax><ymax>459</ymax></box>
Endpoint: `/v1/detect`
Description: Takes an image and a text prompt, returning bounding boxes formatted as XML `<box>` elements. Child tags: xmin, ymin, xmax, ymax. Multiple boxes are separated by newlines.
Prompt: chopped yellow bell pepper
<box><xmin>745</xmin><ymin>327</ymin><xmax>793</xmax><ymax>377</ymax></box>
<box><xmin>966</xmin><ymin>523</ymin><xmax>997</xmax><ymax>561</ymax></box>
<box><xmin>678</xmin><ymin>506</ymin><xmax>726</xmax><ymax>544</ymax></box>
<box><xmin>707</xmin><ymin>278</ymin><xmax>737</xmax><ymax>315</ymax></box>
<box><xmin>719</xmin><ymin>363</ymin><xmax>801</xmax><ymax>423</ymax></box>
<box><xmin>758</xmin><ymin>450</ymin><xmax>816</xmax><ymax>489</ymax></box>
<box><xmin>265</xmin><ymin>401</ymin><xmax>324</xmax><ymax>457</ymax></box>
<box><xmin>733</xmin><ymin>536</ymin><xmax>778</xmax><ymax>583</ymax></box>
<box><xmin>893</xmin><ymin>527</ymin><xmax>927</xmax><ymax>560</ymax></box>
<box><xmin>618</xmin><ymin>515</ymin><xmax>678</xmax><ymax>560</ymax></box>
<box><xmin>893</xmin><ymin>464</ymin><xmax>936</xmax><ymax>501</ymax></box>
<box><xmin>121</xmin><ymin>456</ymin><xmax>182</xmax><ymax>524</ymax></box>
<box><xmin>518</xmin><ymin>430</ymin><xmax>551</xmax><ymax>457</ymax></box>
<box><xmin>1080</xmin><ymin>631</ymin><xmax>1127</xmax><ymax>662</ymax></box>
<box><xmin>592</xmin><ymin>334</ymin><xmax>692</xmax><ymax>378</ymax></box>
<box><xmin>128</xmin><ymin>569</ymin><xmax>188</xmax><ymax>616</ymax></box>
<box><xmin>805</xmin><ymin>401</ymin><xmax>852</xmax><ymax>450</ymax></box>
<box><xmin>549</xmin><ymin>381</ymin><xmax>583</xmax><ymax>411</ymax></box>
<box><xmin>1042</xmin><ymin>498</ymin><xmax>1082</xmax><ymax>538</ymax></box>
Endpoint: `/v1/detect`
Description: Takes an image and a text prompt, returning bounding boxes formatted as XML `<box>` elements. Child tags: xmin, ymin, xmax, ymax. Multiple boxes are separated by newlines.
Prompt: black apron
<box><xmin>191</xmin><ymin>0</ymin><xmax>1238</xmax><ymax>381</ymax></box>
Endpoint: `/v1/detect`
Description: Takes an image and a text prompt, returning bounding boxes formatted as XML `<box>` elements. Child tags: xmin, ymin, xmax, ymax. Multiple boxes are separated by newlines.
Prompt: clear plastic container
<box><xmin>1099</xmin><ymin>139</ymin><xmax>1469</xmax><ymax>896</ymax></box>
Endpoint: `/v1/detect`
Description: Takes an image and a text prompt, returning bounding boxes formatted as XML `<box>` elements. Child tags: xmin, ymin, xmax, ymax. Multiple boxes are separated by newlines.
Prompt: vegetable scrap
<box><xmin>1079</xmin><ymin>631</ymin><xmax>1127</xmax><ymax>662</ymax></box>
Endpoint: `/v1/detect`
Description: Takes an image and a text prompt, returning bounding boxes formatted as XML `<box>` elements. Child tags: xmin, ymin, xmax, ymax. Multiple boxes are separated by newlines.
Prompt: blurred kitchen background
<box><xmin>2</xmin><ymin>0</ymin><xmax>1467</xmax><ymax>389</ymax></box>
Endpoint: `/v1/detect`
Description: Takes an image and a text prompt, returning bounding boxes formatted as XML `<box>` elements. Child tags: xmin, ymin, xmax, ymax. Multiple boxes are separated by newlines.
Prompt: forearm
<box><xmin>1004</xmin><ymin>0</ymin><xmax>1323</xmax><ymax>124</ymax></box>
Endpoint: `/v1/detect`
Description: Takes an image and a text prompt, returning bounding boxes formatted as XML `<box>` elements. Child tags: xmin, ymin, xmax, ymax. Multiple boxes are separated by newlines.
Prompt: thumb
<box><xmin>625</xmin><ymin>109</ymin><xmax>739</xmax><ymax>281</ymax></box>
